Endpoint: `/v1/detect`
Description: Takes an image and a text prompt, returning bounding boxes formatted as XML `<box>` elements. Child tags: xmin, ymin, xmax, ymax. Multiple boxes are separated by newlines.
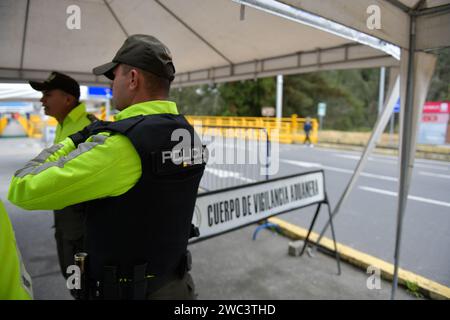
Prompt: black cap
<box><xmin>29</xmin><ymin>72</ymin><xmax>80</xmax><ymax>100</ymax></box>
<box><xmin>93</xmin><ymin>34</ymin><xmax>176</xmax><ymax>81</ymax></box>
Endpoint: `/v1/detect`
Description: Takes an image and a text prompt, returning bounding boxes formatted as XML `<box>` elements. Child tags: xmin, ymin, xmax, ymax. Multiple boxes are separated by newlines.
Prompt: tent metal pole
<box><xmin>103</xmin><ymin>0</ymin><xmax>129</xmax><ymax>37</ymax></box>
<box><xmin>232</xmin><ymin>0</ymin><xmax>400</xmax><ymax>59</ymax></box>
<box><xmin>391</xmin><ymin>14</ymin><xmax>417</xmax><ymax>300</ymax></box>
<box><xmin>276</xmin><ymin>75</ymin><xmax>283</xmax><ymax>118</ymax></box>
<box><xmin>154</xmin><ymin>0</ymin><xmax>233</xmax><ymax>65</ymax></box>
<box><xmin>311</xmin><ymin>76</ymin><xmax>400</xmax><ymax>253</ymax></box>
<box><xmin>378</xmin><ymin>67</ymin><xmax>386</xmax><ymax>117</ymax></box>
<box><xmin>414</xmin><ymin>3</ymin><xmax>450</xmax><ymax>16</ymax></box>
<box><xmin>384</xmin><ymin>0</ymin><xmax>411</xmax><ymax>13</ymax></box>
<box><xmin>19</xmin><ymin>0</ymin><xmax>31</xmax><ymax>76</ymax></box>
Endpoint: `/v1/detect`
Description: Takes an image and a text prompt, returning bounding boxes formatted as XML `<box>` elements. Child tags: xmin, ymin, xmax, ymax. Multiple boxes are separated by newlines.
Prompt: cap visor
<box><xmin>92</xmin><ymin>62</ymin><xmax>118</xmax><ymax>80</ymax></box>
<box><xmin>29</xmin><ymin>81</ymin><xmax>52</xmax><ymax>92</ymax></box>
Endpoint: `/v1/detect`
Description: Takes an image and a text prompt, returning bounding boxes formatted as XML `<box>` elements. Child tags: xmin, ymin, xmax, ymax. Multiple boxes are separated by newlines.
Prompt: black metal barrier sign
<box><xmin>191</xmin><ymin>170</ymin><xmax>325</xmax><ymax>242</ymax></box>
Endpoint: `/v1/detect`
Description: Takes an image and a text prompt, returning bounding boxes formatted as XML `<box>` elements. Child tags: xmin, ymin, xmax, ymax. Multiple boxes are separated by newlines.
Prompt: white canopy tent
<box><xmin>1</xmin><ymin>0</ymin><xmax>449</xmax><ymax>298</ymax></box>
<box><xmin>0</xmin><ymin>83</ymin><xmax>93</xmax><ymax>101</ymax></box>
<box><xmin>0</xmin><ymin>0</ymin><xmax>401</xmax><ymax>86</ymax></box>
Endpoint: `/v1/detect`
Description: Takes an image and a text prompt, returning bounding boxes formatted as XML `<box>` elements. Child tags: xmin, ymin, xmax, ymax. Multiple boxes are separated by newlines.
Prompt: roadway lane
<box><xmin>192</xmin><ymin>139</ymin><xmax>450</xmax><ymax>286</ymax></box>
<box><xmin>274</xmin><ymin>144</ymin><xmax>450</xmax><ymax>286</ymax></box>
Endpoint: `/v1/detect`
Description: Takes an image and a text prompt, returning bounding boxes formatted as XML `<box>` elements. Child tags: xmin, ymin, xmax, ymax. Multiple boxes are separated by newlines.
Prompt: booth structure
<box><xmin>417</xmin><ymin>101</ymin><xmax>450</xmax><ymax>145</ymax></box>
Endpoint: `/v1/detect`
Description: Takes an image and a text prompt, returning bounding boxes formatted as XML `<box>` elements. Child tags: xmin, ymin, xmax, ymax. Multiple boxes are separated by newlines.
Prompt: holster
<box><xmin>100</xmin><ymin>263</ymin><xmax>148</xmax><ymax>300</ymax></box>
<box><xmin>73</xmin><ymin>252</ymin><xmax>89</xmax><ymax>300</ymax></box>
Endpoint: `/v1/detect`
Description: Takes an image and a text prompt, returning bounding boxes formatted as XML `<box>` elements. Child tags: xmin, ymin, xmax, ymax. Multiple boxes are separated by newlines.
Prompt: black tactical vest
<box><xmin>83</xmin><ymin>114</ymin><xmax>205</xmax><ymax>281</ymax></box>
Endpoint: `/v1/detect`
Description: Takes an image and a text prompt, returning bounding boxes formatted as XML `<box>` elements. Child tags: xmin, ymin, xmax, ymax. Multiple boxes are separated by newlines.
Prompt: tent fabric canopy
<box><xmin>282</xmin><ymin>0</ymin><xmax>450</xmax><ymax>51</ymax></box>
<box><xmin>1</xmin><ymin>0</ymin><xmax>448</xmax><ymax>87</ymax></box>
<box><xmin>0</xmin><ymin>0</ymin><xmax>414</xmax><ymax>86</ymax></box>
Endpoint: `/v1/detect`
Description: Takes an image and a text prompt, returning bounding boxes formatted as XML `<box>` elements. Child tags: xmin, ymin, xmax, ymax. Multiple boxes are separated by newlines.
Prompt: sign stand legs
<box><xmin>300</xmin><ymin>195</ymin><xmax>341</xmax><ymax>275</ymax></box>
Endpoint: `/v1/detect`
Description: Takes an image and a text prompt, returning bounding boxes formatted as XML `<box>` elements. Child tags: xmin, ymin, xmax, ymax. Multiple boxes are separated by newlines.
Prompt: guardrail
<box><xmin>6</xmin><ymin>113</ymin><xmax>318</xmax><ymax>145</ymax></box>
<box><xmin>186</xmin><ymin>115</ymin><xmax>318</xmax><ymax>144</ymax></box>
<box><xmin>0</xmin><ymin>117</ymin><xmax>7</xmax><ymax>135</ymax></box>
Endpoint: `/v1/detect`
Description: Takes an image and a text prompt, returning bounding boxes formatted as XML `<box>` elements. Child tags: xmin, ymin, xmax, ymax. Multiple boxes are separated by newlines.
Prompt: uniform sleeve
<box><xmin>7</xmin><ymin>132</ymin><xmax>142</xmax><ymax>210</ymax></box>
<box><xmin>0</xmin><ymin>200</ymin><xmax>33</xmax><ymax>300</ymax></box>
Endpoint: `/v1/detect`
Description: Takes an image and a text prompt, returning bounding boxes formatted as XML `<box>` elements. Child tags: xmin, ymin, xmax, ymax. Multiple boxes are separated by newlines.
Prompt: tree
<box><xmin>217</xmin><ymin>78</ymin><xmax>275</xmax><ymax>116</ymax></box>
<box><xmin>427</xmin><ymin>47</ymin><xmax>450</xmax><ymax>101</ymax></box>
<box><xmin>169</xmin><ymin>84</ymin><xmax>223</xmax><ymax>115</ymax></box>
<box><xmin>283</xmin><ymin>71</ymin><xmax>368</xmax><ymax>130</ymax></box>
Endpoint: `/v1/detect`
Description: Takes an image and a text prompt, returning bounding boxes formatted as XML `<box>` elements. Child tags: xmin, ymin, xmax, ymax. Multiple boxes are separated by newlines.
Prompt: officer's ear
<box><xmin>129</xmin><ymin>69</ymin><xmax>139</xmax><ymax>91</ymax></box>
<box><xmin>63</xmin><ymin>92</ymin><xmax>76</xmax><ymax>108</ymax></box>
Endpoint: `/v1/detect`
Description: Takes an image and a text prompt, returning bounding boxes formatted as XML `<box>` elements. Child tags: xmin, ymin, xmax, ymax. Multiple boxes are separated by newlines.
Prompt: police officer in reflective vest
<box><xmin>9</xmin><ymin>34</ymin><xmax>205</xmax><ymax>299</ymax></box>
<box><xmin>0</xmin><ymin>199</ymin><xmax>33</xmax><ymax>300</ymax></box>
<box><xmin>28</xmin><ymin>71</ymin><xmax>97</xmax><ymax>281</ymax></box>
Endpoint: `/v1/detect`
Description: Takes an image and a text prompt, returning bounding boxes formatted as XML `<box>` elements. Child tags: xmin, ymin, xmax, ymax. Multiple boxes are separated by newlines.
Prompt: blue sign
<box><xmin>393</xmin><ymin>98</ymin><xmax>400</xmax><ymax>113</ymax></box>
<box><xmin>88</xmin><ymin>86</ymin><xmax>111</xmax><ymax>97</ymax></box>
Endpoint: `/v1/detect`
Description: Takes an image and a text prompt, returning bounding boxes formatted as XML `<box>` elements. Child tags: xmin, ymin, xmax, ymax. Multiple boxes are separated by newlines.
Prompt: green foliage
<box><xmin>427</xmin><ymin>48</ymin><xmax>450</xmax><ymax>101</ymax></box>
<box><xmin>218</xmin><ymin>78</ymin><xmax>275</xmax><ymax>116</ymax></box>
<box><xmin>169</xmin><ymin>85</ymin><xmax>223</xmax><ymax>116</ymax></box>
<box><xmin>283</xmin><ymin>70</ymin><xmax>372</xmax><ymax>130</ymax></box>
<box><xmin>405</xmin><ymin>281</ymin><xmax>424</xmax><ymax>299</ymax></box>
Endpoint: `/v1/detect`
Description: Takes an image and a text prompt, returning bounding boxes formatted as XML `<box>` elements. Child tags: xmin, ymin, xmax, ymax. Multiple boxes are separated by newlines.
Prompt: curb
<box><xmin>268</xmin><ymin>216</ymin><xmax>450</xmax><ymax>300</ymax></box>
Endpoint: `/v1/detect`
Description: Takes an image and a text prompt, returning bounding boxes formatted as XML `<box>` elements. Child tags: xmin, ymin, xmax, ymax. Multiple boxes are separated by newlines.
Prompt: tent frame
<box><xmin>295</xmin><ymin>0</ymin><xmax>442</xmax><ymax>299</ymax></box>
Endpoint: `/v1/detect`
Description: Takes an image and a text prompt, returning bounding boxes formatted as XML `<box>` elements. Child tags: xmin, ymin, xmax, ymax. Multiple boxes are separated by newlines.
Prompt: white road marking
<box><xmin>419</xmin><ymin>171</ymin><xmax>450</xmax><ymax>180</ymax></box>
<box><xmin>334</xmin><ymin>153</ymin><xmax>449</xmax><ymax>171</ymax></box>
<box><xmin>205</xmin><ymin>167</ymin><xmax>256</xmax><ymax>183</ymax></box>
<box><xmin>281</xmin><ymin>159</ymin><xmax>398</xmax><ymax>182</ymax></box>
<box><xmin>334</xmin><ymin>154</ymin><xmax>398</xmax><ymax>166</ymax></box>
<box><xmin>414</xmin><ymin>163</ymin><xmax>449</xmax><ymax>171</ymax></box>
<box><xmin>357</xmin><ymin>171</ymin><xmax>397</xmax><ymax>182</ymax></box>
<box><xmin>333</xmin><ymin>154</ymin><xmax>362</xmax><ymax>161</ymax></box>
<box><xmin>359</xmin><ymin>186</ymin><xmax>450</xmax><ymax>208</ymax></box>
<box><xmin>414</xmin><ymin>157</ymin><xmax>450</xmax><ymax>165</ymax></box>
<box><xmin>320</xmin><ymin>165</ymin><xmax>354</xmax><ymax>175</ymax></box>
<box><xmin>281</xmin><ymin>159</ymin><xmax>321</xmax><ymax>168</ymax></box>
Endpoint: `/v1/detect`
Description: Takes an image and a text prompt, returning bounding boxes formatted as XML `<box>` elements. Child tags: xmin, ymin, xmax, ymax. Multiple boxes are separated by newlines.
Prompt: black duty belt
<box><xmin>88</xmin><ymin>267</ymin><xmax>179</xmax><ymax>300</ymax></box>
<box><xmin>83</xmin><ymin>251</ymin><xmax>192</xmax><ymax>300</ymax></box>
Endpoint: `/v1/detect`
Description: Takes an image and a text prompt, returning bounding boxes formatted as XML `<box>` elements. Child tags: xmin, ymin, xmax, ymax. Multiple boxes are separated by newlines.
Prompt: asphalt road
<box><xmin>201</xmin><ymin>140</ymin><xmax>450</xmax><ymax>286</ymax></box>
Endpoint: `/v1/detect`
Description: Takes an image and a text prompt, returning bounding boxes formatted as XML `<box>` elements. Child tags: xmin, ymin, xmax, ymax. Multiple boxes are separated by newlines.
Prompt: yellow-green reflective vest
<box><xmin>0</xmin><ymin>200</ymin><xmax>33</xmax><ymax>300</ymax></box>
